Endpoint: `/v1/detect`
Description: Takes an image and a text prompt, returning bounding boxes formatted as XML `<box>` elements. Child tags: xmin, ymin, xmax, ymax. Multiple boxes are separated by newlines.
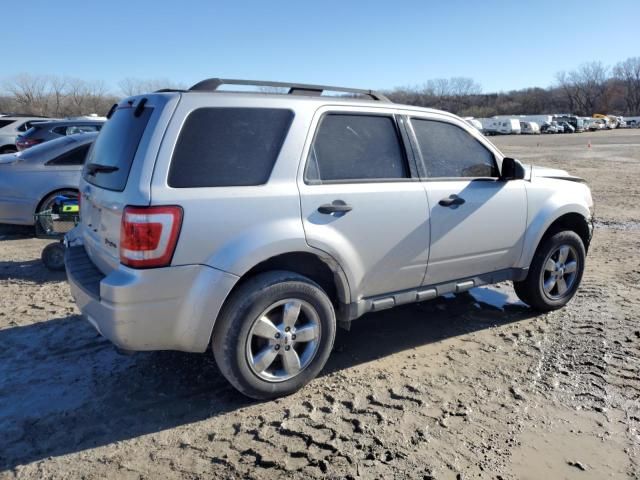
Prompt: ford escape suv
<box><xmin>65</xmin><ymin>78</ymin><xmax>594</xmax><ymax>399</ymax></box>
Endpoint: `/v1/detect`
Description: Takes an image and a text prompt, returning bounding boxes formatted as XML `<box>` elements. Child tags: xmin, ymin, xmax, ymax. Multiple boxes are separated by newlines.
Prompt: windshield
<box><xmin>83</xmin><ymin>106</ymin><xmax>154</xmax><ymax>191</ymax></box>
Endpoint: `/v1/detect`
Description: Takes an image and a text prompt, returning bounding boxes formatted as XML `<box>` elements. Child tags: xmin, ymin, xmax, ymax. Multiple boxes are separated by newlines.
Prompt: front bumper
<box><xmin>65</xmin><ymin>244</ymin><xmax>238</xmax><ymax>352</ymax></box>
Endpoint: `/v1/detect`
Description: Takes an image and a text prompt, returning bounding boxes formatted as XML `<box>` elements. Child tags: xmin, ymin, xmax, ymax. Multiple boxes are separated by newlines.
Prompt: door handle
<box><xmin>438</xmin><ymin>195</ymin><xmax>466</xmax><ymax>207</ymax></box>
<box><xmin>318</xmin><ymin>200</ymin><xmax>353</xmax><ymax>214</ymax></box>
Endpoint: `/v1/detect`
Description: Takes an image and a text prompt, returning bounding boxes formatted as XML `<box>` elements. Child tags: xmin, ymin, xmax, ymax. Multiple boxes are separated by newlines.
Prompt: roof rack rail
<box><xmin>188</xmin><ymin>78</ymin><xmax>390</xmax><ymax>102</ymax></box>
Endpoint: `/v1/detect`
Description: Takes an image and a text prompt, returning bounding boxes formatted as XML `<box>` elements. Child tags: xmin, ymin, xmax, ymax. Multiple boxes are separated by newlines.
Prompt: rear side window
<box><xmin>169</xmin><ymin>108</ymin><xmax>293</xmax><ymax>188</ymax></box>
<box><xmin>0</xmin><ymin>120</ymin><xmax>15</xmax><ymax>129</ymax></box>
<box><xmin>411</xmin><ymin>119</ymin><xmax>498</xmax><ymax>178</ymax></box>
<box><xmin>55</xmin><ymin>125</ymin><xmax>101</xmax><ymax>136</ymax></box>
<box><xmin>305</xmin><ymin>114</ymin><xmax>408</xmax><ymax>183</ymax></box>
<box><xmin>84</xmin><ymin>106</ymin><xmax>153</xmax><ymax>191</ymax></box>
<box><xmin>46</xmin><ymin>144</ymin><xmax>91</xmax><ymax>166</ymax></box>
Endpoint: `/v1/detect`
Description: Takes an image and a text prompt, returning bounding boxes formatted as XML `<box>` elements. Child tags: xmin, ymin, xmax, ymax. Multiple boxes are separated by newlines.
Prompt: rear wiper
<box><xmin>86</xmin><ymin>163</ymin><xmax>119</xmax><ymax>175</ymax></box>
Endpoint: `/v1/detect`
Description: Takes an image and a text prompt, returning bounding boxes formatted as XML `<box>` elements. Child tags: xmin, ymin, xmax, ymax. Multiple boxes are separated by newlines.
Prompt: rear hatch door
<box><xmin>80</xmin><ymin>93</ymin><xmax>180</xmax><ymax>274</ymax></box>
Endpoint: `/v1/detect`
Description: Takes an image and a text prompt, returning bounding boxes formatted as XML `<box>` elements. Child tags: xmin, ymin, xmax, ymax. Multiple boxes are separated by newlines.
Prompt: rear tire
<box><xmin>212</xmin><ymin>271</ymin><xmax>336</xmax><ymax>400</ymax></box>
<box><xmin>514</xmin><ymin>230</ymin><xmax>585</xmax><ymax>311</ymax></box>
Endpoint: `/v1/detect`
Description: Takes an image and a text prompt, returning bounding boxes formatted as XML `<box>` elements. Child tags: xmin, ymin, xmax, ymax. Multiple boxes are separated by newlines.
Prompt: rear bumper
<box><xmin>65</xmin><ymin>244</ymin><xmax>238</xmax><ymax>352</ymax></box>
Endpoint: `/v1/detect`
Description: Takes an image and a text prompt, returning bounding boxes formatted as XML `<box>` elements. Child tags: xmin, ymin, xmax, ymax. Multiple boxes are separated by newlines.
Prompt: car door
<box><xmin>407</xmin><ymin>115</ymin><xmax>527</xmax><ymax>286</ymax></box>
<box><xmin>297</xmin><ymin>108</ymin><xmax>430</xmax><ymax>300</ymax></box>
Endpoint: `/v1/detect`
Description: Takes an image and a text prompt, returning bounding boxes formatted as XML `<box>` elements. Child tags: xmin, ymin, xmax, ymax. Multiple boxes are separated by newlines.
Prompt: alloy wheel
<box><xmin>245</xmin><ymin>299</ymin><xmax>321</xmax><ymax>382</ymax></box>
<box><xmin>540</xmin><ymin>244</ymin><xmax>579</xmax><ymax>300</ymax></box>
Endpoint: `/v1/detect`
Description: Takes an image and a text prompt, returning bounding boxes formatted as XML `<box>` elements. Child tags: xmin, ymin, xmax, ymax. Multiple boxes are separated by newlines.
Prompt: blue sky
<box><xmin>7</xmin><ymin>0</ymin><xmax>640</xmax><ymax>94</ymax></box>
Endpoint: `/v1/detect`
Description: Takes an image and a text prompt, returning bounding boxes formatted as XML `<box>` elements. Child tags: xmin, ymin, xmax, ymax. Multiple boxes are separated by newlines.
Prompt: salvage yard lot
<box><xmin>1</xmin><ymin>129</ymin><xmax>639</xmax><ymax>479</ymax></box>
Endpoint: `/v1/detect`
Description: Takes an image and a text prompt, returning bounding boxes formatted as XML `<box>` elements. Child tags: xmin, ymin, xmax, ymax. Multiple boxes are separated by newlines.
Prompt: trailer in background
<box><xmin>520</xmin><ymin>121</ymin><xmax>540</xmax><ymax>134</ymax></box>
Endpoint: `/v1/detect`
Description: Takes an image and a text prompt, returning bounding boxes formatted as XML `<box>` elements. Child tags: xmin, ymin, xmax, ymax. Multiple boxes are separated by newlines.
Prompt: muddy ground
<box><xmin>1</xmin><ymin>129</ymin><xmax>639</xmax><ymax>479</ymax></box>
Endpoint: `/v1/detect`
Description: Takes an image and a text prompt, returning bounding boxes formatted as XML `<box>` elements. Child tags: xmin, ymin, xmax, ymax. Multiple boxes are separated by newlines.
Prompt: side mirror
<box><xmin>500</xmin><ymin>157</ymin><xmax>525</xmax><ymax>180</ymax></box>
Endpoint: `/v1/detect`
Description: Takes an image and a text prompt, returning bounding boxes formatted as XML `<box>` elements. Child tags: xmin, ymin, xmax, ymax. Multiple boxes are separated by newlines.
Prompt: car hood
<box><xmin>525</xmin><ymin>164</ymin><xmax>586</xmax><ymax>183</ymax></box>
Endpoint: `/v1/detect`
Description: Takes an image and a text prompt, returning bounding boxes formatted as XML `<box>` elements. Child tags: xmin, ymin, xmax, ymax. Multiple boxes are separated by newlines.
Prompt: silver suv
<box><xmin>65</xmin><ymin>79</ymin><xmax>594</xmax><ymax>399</ymax></box>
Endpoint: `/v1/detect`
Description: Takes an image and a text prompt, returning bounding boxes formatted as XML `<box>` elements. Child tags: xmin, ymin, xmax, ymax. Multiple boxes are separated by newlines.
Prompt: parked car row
<box><xmin>467</xmin><ymin>113</ymin><xmax>638</xmax><ymax>135</ymax></box>
<box><xmin>0</xmin><ymin>113</ymin><xmax>105</xmax><ymax>153</ymax></box>
<box><xmin>0</xmin><ymin>132</ymin><xmax>96</xmax><ymax>228</ymax></box>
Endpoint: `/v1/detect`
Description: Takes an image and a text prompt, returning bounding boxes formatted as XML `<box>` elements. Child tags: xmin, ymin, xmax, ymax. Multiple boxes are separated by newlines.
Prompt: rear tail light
<box><xmin>16</xmin><ymin>138</ymin><xmax>43</xmax><ymax>150</ymax></box>
<box><xmin>120</xmin><ymin>206</ymin><xmax>183</xmax><ymax>268</ymax></box>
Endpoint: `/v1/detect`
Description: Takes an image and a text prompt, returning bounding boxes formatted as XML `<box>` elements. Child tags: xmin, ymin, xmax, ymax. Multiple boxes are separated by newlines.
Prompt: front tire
<box><xmin>212</xmin><ymin>271</ymin><xmax>336</xmax><ymax>400</ymax></box>
<box><xmin>514</xmin><ymin>230</ymin><xmax>585</xmax><ymax>311</ymax></box>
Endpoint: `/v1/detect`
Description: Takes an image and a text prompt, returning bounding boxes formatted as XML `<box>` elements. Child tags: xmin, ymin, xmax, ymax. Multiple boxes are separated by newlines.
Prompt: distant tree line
<box><xmin>1</xmin><ymin>57</ymin><xmax>639</xmax><ymax>118</ymax></box>
<box><xmin>387</xmin><ymin>57</ymin><xmax>640</xmax><ymax>117</ymax></box>
<box><xmin>0</xmin><ymin>76</ymin><xmax>185</xmax><ymax>117</ymax></box>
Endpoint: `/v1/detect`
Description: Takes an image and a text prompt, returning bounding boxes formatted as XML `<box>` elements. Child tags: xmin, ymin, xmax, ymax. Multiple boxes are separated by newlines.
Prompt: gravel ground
<box><xmin>1</xmin><ymin>129</ymin><xmax>639</xmax><ymax>479</ymax></box>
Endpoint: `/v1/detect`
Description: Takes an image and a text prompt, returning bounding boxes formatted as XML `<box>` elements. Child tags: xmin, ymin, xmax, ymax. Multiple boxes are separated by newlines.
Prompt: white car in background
<box><xmin>0</xmin><ymin>115</ymin><xmax>52</xmax><ymax>153</ymax></box>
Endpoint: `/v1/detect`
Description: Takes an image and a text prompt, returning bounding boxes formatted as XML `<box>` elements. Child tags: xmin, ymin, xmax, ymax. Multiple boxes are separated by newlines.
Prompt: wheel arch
<box><xmin>230</xmin><ymin>251</ymin><xmax>351</xmax><ymax>307</ymax></box>
<box><xmin>522</xmin><ymin>210</ymin><xmax>592</xmax><ymax>269</ymax></box>
<box><xmin>35</xmin><ymin>187</ymin><xmax>79</xmax><ymax>214</ymax></box>
<box><xmin>0</xmin><ymin>143</ymin><xmax>17</xmax><ymax>153</ymax></box>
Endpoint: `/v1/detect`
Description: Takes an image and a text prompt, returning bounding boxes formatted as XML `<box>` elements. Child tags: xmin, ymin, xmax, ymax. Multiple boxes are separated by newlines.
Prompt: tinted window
<box><xmin>168</xmin><ymin>108</ymin><xmax>293</xmax><ymax>188</ymax></box>
<box><xmin>84</xmin><ymin>106</ymin><xmax>153</xmax><ymax>191</ymax></box>
<box><xmin>411</xmin><ymin>119</ymin><xmax>498</xmax><ymax>178</ymax></box>
<box><xmin>0</xmin><ymin>120</ymin><xmax>15</xmax><ymax>129</ymax></box>
<box><xmin>67</xmin><ymin>125</ymin><xmax>100</xmax><ymax>135</ymax></box>
<box><xmin>47</xmin><ymin>144</ymin><xmax>91</xmax><ymax>166</ymax></box>
<box><xmin>306</xmin><ymin>114</ymin><xmax>407</xmax><ymax>183</ymax></box>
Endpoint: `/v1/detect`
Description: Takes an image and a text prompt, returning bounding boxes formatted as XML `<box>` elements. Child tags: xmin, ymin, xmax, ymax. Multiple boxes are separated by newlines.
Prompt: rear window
<box><xmin>46</xmin><ymin>143</ymin><xmax>92</xmax><ymax>166</ymax></box>
<box><xmin>168</xmin><ymin>108</ymin><xmax>293</xmax><ymax>188</ymax></box>
<box><xmin>84</xmin><ymin>107</ymin><xmax>153</xmax><ymax>191</ymax></box>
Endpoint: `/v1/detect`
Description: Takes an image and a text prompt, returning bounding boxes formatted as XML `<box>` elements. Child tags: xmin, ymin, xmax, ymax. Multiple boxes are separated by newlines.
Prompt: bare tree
<box><xmin>3</xmin><ymin>74</ymin><xmax>50</xmax><ymax>115</ymax></box>
<box><xmin>49</xmin><ymin>76</ymin><xmax>68</xmax><ymax>117</ymax></box>
<box><xmin>614</xmin><ymin>57</ymin><xmax>640</xmax><ymax>115</ymax></box>
<box><xmin>556</xmin><ymin>62</ymin><xmax>609</xmax><ymax>115</ymax></box>
<box><xmin>118</xmin><ymin>77</ymin><xmax>186</xmax><ymax>96</ymax></box>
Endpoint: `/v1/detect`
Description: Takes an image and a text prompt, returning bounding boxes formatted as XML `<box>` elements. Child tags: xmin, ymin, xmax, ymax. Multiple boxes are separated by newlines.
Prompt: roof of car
<box><xmin>29</xmin><ymin>119</ymin><xmax>105</xmax><ymax>128</ymax></box>
<box><xmin>17</xmin><ymin>131</ymin><xmax>98</xmax><ymax>161</ymax></box>
<box><xmin>169</xmin><ymin>90</ymin><xmax>456</xmax><ymax>120</ymax></box>
<box><xmin>146</xmin><ymin>77</ymin><xmax>458</xmax><ymax>120</ymax></box>
<box><xmin>0</xmin><ymin>116</ymin><xmax>53</xmax><ymax>122</ymax></box>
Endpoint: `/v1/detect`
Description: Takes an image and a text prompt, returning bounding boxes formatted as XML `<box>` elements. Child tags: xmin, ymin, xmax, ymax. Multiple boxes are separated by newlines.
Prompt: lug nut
<box><xmin>285</xmin><ymin>327</ymin><xmax>290</xmax><ymax>332</ymax></box>
<box><xmin>285</xmin><ymin>345</ymin><xmax>290</xmax><ymax>351</ymax></box>
<box><xmin>274</xmin><ymin>345</ymin><xmax>280</xmax><ymax>350</ymax></box>
<box><xmin>292</xmin><ymin>334</ymin><xmax>296</xmax><ymax>340</ymax></box>
<box><xmin>275</xmin><ymin>333</ymin><xmax>281</xmax><ymax>339</ymax></box>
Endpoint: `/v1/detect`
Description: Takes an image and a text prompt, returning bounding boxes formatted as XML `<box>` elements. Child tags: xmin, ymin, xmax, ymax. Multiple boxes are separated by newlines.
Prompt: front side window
<box><xmin>306</xmin><ymin>114</ymin><xmax>408</xmax><ymax>183</ymax></box>
<box><xmin>168</xmin><ymin>108</ymin><xmax>293</xmax><ymax>188</ymax></box>
<box><xmin>411</xmin><ymin>119</ymin><xmax>498</xmax><ymax>178</ymax></box>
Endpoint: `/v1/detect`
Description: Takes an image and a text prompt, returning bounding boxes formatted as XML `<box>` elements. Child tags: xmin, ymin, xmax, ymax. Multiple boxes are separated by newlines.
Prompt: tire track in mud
<box><xmin>525</xmin><ymin>258</ymin><xmax>640</xmax><ymax>476</ymax></box>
